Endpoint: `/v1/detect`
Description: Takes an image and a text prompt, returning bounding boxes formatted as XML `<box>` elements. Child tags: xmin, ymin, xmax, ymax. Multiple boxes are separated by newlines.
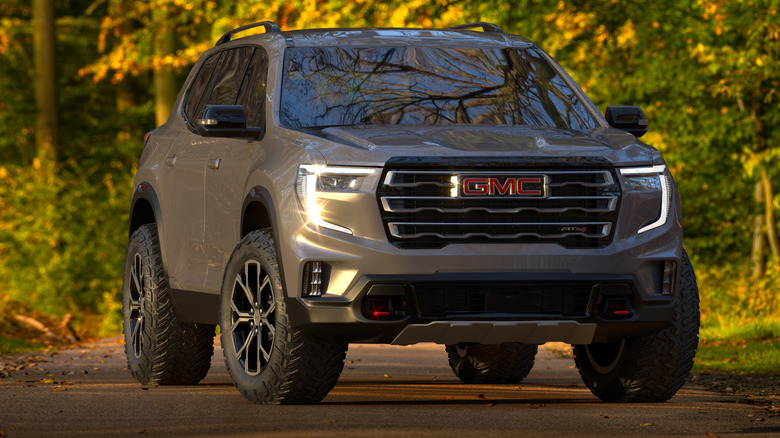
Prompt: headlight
<box><xmin>619</xmin><ymin>165</ymin><xmax>671</xmax><ymax>234</ymax></box>
<box><xmin>295</xmin><ymin>165</ymin><xmax>376</xmax><ymax>235</ymax></box>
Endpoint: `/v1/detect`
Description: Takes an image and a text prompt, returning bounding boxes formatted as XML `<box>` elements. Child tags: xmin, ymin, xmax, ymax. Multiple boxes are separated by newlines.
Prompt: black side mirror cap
<box><xmin>197</xmin><ymin>105</ymin><xmax>263</xmax><ymax>139</ymax></box>
<box><xmin>605</xmin><ymin>105</ymin><xmax>648</xmax><ymax>138</ymax></box>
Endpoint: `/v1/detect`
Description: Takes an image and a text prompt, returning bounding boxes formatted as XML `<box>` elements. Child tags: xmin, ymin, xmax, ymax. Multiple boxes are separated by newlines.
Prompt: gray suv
<box><xmin>123</xmin><ymin>21</ymin><xmax>699</xmax><ymax>404</ymax></box>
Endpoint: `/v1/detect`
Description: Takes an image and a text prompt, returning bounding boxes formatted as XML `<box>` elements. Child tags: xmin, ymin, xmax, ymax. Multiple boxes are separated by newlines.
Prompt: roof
<box><xmin>216</xmin><ymin>21</ymin><xmax>534</xmax><ymax>49</ymax></box>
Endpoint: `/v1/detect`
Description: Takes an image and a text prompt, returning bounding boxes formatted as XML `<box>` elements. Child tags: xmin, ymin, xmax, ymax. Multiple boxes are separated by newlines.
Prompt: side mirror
<box><xmin>197</xmin><ymin>105</ymin><xmax>263</xmax><ymax>139</ymax></box>
<box><xmin>605</xmin><ymin>105</ymin><xmax>648</xmax><ymax>138</ymax></box>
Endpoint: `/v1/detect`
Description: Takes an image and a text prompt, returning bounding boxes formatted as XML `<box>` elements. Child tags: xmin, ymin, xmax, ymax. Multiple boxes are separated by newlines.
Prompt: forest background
<box><xmin>0</xmin><ymin>0</ymin><xmax>778</xmax><ymax>373</ymax></box>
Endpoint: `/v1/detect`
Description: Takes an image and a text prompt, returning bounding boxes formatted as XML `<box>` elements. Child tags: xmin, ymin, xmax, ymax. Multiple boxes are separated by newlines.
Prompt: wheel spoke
<box><xmin>257</xmin><ymin>329</ymin><xmax>269</xmax><ymax>363</ymax></box>
<box><xmin>130</xmin><ymin>263</ymin><xmax>142</xmax><ymax>296</ymax></box>
<box><xmin>131</xmin><ymin>314</ymin><xmax>143</xmax><ymax>356</ymax></box>
<box><xmin>236</xmin><ymin>329</ymin><xmax>254</xmax><ymax>365</ymax></box>
<box><xmin>231</xmin><ymin>301</ymin><xmax>253</xmax><ymax>322</ymax></box>
<box><xmin>236</xmin><ymin>272</ymin><xmax>254</xmax><ymax>305</ymax></box>
<box><xmin>262</xmin><ymin>317</ymin><xmax>275</xmax><ymax>335</ymax></box>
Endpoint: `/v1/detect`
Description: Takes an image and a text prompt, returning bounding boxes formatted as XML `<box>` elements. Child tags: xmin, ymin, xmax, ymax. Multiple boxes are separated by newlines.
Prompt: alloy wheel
<box><xmin>228</xmin><ymin>260</ymin><xmax>276</xmax><ymax>376</ymax></box>
<box><xmin>128</xmin><ymin>253</ymin><xmax>145</xmax><ymax>359</ymax></box>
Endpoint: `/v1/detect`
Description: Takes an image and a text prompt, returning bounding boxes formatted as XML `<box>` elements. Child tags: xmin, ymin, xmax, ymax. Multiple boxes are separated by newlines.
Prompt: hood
<box><xmin>288</xmin><ymin>124</ymin><xmax>661</xmax><ymax>167</ymax></box>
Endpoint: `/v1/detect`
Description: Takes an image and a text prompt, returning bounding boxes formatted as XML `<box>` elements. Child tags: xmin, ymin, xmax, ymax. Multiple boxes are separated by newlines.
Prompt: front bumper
<box><xmin>277</xmin><ymin>162</ymin><xmax>684</xmax><ymax>345</ymax></box>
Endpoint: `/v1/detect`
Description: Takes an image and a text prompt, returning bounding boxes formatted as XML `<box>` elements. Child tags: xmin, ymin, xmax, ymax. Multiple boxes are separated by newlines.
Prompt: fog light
<box><xmin>662</xmin><ymin>260</ymin><xmax>677</xmax><ymax>296</ymax></box>
<box><xmin>302</xmin><ymin>261</ymin><xmax>329</xmax><ymax>297</ymax></box>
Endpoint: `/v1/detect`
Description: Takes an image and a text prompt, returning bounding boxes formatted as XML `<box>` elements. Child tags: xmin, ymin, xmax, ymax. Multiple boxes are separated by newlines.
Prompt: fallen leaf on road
<box><xmin>324</xmin><ymin>420</ymin><xmax>334</xmax><ymax>424</ymax></box>
<box><xmin>383</xmin><ymin>373</ymin><xmax>391</xmax><ymax>378</ymax></box>
<box><xmin>139</xmin><ymin>428</ymin><xmax>148</xmax><ymax>434</ymax></box>
<box><xmin>753</xmin><ymin>418</ymin><xmax>765</xmax><ymax>422</ymax></box>
<box><xmin>705</xmin><ymin>433</ymin><xmax>720</xmax><ymax>438</ymax></box>
<box><xmin>640</xmin><ymin>423</ymin><xmax>653</xmax><ymax>427</ymax></box>
<box><xmin>52</xmin><ymin>386</ymin><xmax>66</xmax><ymax>392</ymax></box>
<box><xmin>40</xmin><ymin>379</ymin><xmax>54</xmax><ymax>384</ymax></box>
<box><xmin>569</xmin><ymin>382</ymin><xmax>578</xmax><ymax>386</ymax></box>
<box><xmin>487</xmin><ymin>403</ymin><xmax>496</xmax><ymax>407</ymax></box>
<box><xmin>477</xmin><ymin>394</ymin><xmax>486</xmax><ymax>399</ymax></box>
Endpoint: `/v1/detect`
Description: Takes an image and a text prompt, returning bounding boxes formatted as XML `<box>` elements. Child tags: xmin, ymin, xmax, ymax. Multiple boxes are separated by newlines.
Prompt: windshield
<box><xmin>280</xmin><ymin>46</ymin><xmax>600</xmax><ymax>130</ymax></box>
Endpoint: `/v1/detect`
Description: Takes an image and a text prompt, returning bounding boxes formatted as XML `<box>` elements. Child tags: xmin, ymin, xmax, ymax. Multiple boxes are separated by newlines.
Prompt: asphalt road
<box><xmin>0</xmin><ymin>338</ymin><xmax>777</xmax><ymax>437</ymax></box>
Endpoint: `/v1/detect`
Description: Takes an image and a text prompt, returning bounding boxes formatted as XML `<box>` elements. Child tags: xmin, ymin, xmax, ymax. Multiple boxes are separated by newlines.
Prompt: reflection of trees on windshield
<box><xmin>280</xmin><ymin>46</ymin><xmax>597</xmax><ymax>130</ymax></box>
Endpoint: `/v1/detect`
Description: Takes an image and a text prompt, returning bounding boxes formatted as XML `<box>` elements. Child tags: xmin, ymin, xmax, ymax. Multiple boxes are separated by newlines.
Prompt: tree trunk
<box><xmin>153</xmin><ymin>8</ymin><xmax>177</xmax><ymax>126</ymax></box>
<box><xmin>752</xmin><ymin>181</ymin><xmax>767</xmax><ymax>277</ymax></box>
<box><xmin>115</xmin><ymin>0</ymin><xmax>135</xmax><ymax>141</ymax></box>
<box><xmin>33</xmin><ymin>0</ymin><xmax>58</xmax><ymax>166</ymax></box>
<box><xmin>761</xmin><ymin>169</ymin><xmax>780</xmax><ymax>258</ymax></box>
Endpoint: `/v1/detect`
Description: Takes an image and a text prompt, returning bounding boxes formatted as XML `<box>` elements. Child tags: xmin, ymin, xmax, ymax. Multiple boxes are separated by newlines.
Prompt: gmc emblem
<box><xmin>460</xmin><ymin>175</ymin><xmax>547</xmax><ymax>197</ymax></box>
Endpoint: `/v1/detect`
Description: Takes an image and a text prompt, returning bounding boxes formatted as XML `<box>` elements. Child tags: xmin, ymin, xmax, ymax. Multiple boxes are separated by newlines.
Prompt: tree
<box><xmin>33</xmin><ymin>0</ymin><xmax>58</xmax><ymax>166</ymax></box>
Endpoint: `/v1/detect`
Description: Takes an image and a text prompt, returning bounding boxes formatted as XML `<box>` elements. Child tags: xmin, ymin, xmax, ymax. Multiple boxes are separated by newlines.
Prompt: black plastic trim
<box><xmin>171</xmin><ymin>289</ymin><xmax>220</xmax><ymax>324</ymax></box>
<box><xmin>284</xmin><ymin>272</ymin><xmax>675</xmax><ymax>343</ymax></box>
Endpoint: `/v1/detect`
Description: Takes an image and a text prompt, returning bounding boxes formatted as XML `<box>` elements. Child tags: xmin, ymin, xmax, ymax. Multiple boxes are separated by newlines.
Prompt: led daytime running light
<box><xmin>620</xmin><ymin>165</ymin><xmax>671</xmax><ymax>234</ymax></box>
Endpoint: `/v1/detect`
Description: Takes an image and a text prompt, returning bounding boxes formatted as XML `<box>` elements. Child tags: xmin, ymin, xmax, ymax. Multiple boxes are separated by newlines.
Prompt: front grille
<box><xmin>414</xmin><ymin>283</ymin><xmax>593</xmax><ymax>318</ymax></box>
<box><xmin>377</xmin><ymin>168</ymin><xmax>621</xmax><ymax>249</ymax></box>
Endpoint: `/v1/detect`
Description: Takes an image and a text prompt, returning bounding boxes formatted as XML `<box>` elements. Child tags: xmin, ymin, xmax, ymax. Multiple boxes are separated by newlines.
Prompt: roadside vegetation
<box><xmin>1</xmin><ymin>1</ymin><xmax>778</xmax><ymax>375</ymax></box>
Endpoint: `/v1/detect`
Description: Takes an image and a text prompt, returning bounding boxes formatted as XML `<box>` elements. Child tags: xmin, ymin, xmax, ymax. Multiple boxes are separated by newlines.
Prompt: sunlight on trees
<box><xmin>0</xmin><ymin>0</ymin><xmax>777</xmax><ymax>334</ymax></box>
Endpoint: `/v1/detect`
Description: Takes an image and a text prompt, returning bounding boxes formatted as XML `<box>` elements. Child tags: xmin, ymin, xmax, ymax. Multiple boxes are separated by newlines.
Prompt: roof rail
<box><xmin>216</xmin><ymin>21</ymin><xmax>281</xmax><ymax>46</ymax></box>
<box><xmin>447</xmin><ymin>22</ymin><xmax>504</xmax><ymax>33</ymax></box>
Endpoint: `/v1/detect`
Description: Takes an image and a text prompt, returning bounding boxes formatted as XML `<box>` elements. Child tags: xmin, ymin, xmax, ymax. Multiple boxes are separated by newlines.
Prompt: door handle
<box><xmin>164</xmin><ymin>155</ymin><xmax>176</xmax><ymax>167</ymax></box>
<box><xmin>208</xmin><ymin>158</ymin><xmax>221</xmax><ymax>170</ymax></box>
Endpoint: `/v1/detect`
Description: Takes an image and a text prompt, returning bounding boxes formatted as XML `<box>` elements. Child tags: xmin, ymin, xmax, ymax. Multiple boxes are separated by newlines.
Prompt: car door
<box><xmin>158</xmin><ymin>51</ymin><xmax>223</xmax><ymax>292</ymax></box>
<box><xmin>160</xmin><ymin>47</ymin><xmax>253</xmax><ymax>293</ymax></box>
<box><xmin>202</xmin><ymin>47</ymin><xmax>269</xmax><ymax>292</ymax></box>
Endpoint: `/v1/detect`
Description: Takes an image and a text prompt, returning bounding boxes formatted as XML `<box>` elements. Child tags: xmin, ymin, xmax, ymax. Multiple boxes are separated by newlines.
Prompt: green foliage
<box><xmin>0</xmin><ymin>0</ymin><xmax>778</xmax><ymax>341</ymax></box>
<box><xmin>694</xmin><ymin>259</ymin><xmax>780</xmax><ymax>373</ymax></box>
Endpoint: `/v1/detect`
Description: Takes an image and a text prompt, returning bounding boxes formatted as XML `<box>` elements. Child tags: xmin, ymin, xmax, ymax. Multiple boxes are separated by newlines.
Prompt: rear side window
<box><xmin>208</xmin><ymin>47</ymin><xmax>254</xmax><ymax>106</ymax></box>
<box><xmin>183</xmin><ymin>47</ymin><xmax>254</xmax><ymax>128</ymax></box>
<box><xmin>236</xmin><ymin>48</ymin><xmax>269</xmax><ymax>129</ymax></box>
<box><xmin>183</xmin><ymin>53</ymin><xmax>220</xmax><ymax>124</ymax></box>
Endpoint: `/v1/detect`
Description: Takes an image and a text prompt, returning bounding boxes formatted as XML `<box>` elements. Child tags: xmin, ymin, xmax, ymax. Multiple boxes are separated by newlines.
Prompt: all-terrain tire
<box><xmin>220</xmin><ymin>229</ymin><xmax>348</xmax><ymax>404</ymax></box>
<box><xmin>446</xmin><ymin>342</ymin><xmax>538</xmax><ymax>384</ymax></box>
<box><xmin>572</xmin><ymin>249</ymin><xmax>700</xmax><ymax>402</ymax></box>
<box><xmin>122</xmin><ymin>224</ymin><xmax>216</xmax><ymax>385</ymax></box>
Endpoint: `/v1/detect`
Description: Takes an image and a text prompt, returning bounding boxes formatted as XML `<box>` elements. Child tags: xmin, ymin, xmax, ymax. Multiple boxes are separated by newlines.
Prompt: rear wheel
<box><xmin>220</xmin><ymin>229</ymin><xmax>348</xmax><ymax>404</ymax></box>
<box><xmin>122</xmin><ymin>224</ymin><xmax>216</xmax><ymax>385</ymax></box>
<box><xmin>446</xmin><ymin>342</ymin><xmax>538</xmax><ymax>384</ymax></box>
<box><xmin>573</xmin><ymin>250</ymin><xmax>700</xmax><ymax>402</ymax></box>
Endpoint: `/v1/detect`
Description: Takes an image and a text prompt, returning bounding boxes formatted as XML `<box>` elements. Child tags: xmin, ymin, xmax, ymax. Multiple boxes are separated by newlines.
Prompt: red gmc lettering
<box><xmin>516</xmin><ymin>178</ymin><xmax>542</xmax><ymax>195</ymax></box>
<box><xmin>462</xmin><ymin>176</ymin><xmax>543</xmax><ymax>196</ymax></box>
<box><xmin>463</xmin><ymin>178</ymin><xmax>489</xmax><ymax>195</ymax></box>
<box><xmin>490</xmin><ymin>179</ymin><xmax>515</xmax><ymax>195</ymax></box>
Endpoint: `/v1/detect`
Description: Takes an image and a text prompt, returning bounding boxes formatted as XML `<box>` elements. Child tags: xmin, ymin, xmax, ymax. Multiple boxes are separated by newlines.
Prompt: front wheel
<box><xmin>220</xmin><ymin>229</ymin><xmax>348</xmax><ymax>404</ymax></box>
<box><xmin>573</xmin><ymin>249</ymin><xmax>700</xmax><ymax>402</ymax></box>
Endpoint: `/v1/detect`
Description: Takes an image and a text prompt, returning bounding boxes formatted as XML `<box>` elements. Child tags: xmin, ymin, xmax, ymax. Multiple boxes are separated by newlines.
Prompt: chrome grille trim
<box><xmin>381</xmin><ymin>196</ymin><xmax>617</xmax><ymax>214</ymax></box>
<box><xmin>388</xmin><ymin>222</ymin><xmax>612</xmax><ymax>239</ymax></box>
<box><xmin>378</xmin><ymin>168</ymin><xmax>620</xmax><ymax>248</ymax></box>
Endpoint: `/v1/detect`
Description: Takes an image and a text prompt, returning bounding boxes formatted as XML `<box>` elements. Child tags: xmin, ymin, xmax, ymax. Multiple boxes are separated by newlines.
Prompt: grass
<box><xmin>0</xmin><ymin>334</ymin><xmax>46</xmax><ymax>355</ymax></box>
<box><xmin>693</xmin><ymin>259</ymin><xmax>780</xmax><ymax>374</ymax></box>
<box><xmin>694</xmin><ymin>319</ymin><xmax>780</xmax><ymax>374</ymax></box>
